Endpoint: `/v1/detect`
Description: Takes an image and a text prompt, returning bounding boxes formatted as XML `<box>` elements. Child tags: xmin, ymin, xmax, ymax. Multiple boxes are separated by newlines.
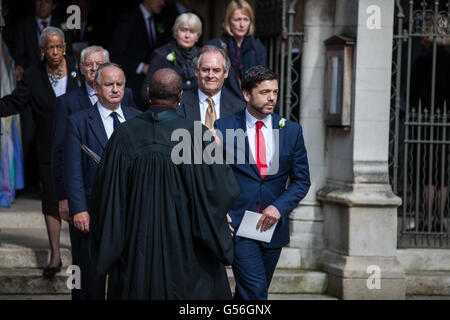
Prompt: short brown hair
<box><xmin>222</xmin><ymin>0</ymin><xmax>255</xmax><ymax>37</ymax></box>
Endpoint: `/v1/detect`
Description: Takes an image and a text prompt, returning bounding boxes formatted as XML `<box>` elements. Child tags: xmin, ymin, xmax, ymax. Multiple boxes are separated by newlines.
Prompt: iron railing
<box><xmin>255</xmin><ymin>0</ymin><xmax>303</xmax><ymax>122</ymax></box>
<box><xmin>391</xmin><ymin>0</ymin><xmax>450</xmax><ymax>247</ymax></box>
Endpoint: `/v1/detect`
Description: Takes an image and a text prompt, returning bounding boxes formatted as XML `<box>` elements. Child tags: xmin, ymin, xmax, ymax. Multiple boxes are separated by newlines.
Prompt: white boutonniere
<box><xmin>71</xmin><ymin>71</ymin><xmax>77</xmax><ymax>78</ymax></box>
<box><xmin>60</xmin><ymin>22</ymin><xmax>68</xmax><ymax>31</ymax></box>
<box><xmin>166</xmin><ymin>51</ymin><xmax>177</xmax><ymax>66</ymax></box>
<box><xmin>279</xmin><ymin>118</ymin><xmax>286</xmax><ymax>129</ymax></box>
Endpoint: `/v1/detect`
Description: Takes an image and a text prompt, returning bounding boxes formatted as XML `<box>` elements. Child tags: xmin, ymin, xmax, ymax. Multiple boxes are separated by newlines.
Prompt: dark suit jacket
<box><xmin>52</xmin><ymin>83</ymin><xmax>135</xmax><ymax>201</ymax></box>
<box><xmin>13</xmin><ymin>15</ymin><xmax>73</xmax><ymax>70</ymax></box>
<box><xmin>109</xmin><ymin>7</ymin><xmax>165</xmax><ymax>108</ymax></box>
<box><xmin>64</xmin><ymin>104</ymin><xmax>140</xmax><ymax>216</ymax></box>
<box><xmin>214</xmin><ymin>110</ymin><xmax>311</xmax><ymax>248</ymax></box>
<box><xmin>140</xmin><ymin>42</ymin><xmax>198</xmax><ymax>103</ymax></box>
<box><xmin>176</xmin><ymin>88</ymin><xmax>245</xmax><ymax>121</ymax></box>
<box><xmin>0</xmin><ymin>57</ymin><xmax>81</xmax><ymax>165</ymax></box>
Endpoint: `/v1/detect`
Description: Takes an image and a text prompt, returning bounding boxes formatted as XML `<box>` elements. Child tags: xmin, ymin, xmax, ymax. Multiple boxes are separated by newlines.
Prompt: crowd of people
<box><xmin>0</xmin><ymin>0</ymin><xmax>310</xmax><ymax>300</ymax></box>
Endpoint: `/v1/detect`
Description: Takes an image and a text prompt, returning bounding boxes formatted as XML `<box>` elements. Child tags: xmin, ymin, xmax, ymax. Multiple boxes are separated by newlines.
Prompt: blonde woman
<box><xmin>208</xmin><ymin>0</ymin><xmax>266</xmax><ymax>101</ymax></box>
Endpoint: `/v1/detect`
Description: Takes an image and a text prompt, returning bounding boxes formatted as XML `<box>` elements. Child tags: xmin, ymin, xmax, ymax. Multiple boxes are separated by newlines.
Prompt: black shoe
<box><xmin>43</xmin><ymin>261</ymin><xmax>62</xmax><ymax>279</ymax></box>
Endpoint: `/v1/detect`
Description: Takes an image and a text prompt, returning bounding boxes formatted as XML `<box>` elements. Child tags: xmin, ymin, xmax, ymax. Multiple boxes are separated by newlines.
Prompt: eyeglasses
<box><xmin>82</xmin><ymin>62</ymin><xmax>105</xmax><ymax>68</ymax></box>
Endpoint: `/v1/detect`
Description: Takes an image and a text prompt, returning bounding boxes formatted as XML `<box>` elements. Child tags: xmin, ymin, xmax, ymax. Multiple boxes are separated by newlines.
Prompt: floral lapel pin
<box><xmin>71</xmin><ymin>71</ymin><xmax>77</xmax><ymax>78</ymax></box>
<box><xmin>278</xmin><ymin>118</ymin><xmax>286</xmax><ymax>130</ymax></box>
<box><xmin>166</xmin><ymin>51</ymin><xmax>177</xmax><ymax>66</ymax></box>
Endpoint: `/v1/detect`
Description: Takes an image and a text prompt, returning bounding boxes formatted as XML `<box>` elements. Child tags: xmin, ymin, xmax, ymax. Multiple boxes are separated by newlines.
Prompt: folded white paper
<box><xmin>236</xmin><ymin>210</ymin><xmax>278</xmax><ymax>243</ymax></box>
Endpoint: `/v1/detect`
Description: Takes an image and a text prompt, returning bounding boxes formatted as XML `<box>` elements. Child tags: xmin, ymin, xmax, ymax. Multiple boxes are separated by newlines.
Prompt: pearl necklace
<box><xmin>47</xmin><ymin>65</ymin><xmax>63</xmax><ymax>87</ymax></box>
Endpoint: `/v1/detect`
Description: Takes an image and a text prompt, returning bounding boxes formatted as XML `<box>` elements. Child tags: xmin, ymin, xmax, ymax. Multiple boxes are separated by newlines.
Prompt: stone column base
<box><xmin>320</xmin><ymin>250</ymin><xmax>406</xmax><ymax>299</ymax></box>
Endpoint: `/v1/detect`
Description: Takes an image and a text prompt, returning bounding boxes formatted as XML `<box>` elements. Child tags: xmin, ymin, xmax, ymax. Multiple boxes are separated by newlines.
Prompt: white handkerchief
<box><xmin>236</xmin><ymin>210</ymin><xmax>278</xmax><ymax>243</ymax></box>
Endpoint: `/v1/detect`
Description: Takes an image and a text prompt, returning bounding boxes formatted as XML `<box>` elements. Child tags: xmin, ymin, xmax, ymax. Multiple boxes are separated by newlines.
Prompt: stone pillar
<box><xmin>290</xmin><ymin>0</ymin><xmax>334</xmax><ymax>269</ymax></box>
<box><xmin>317</xmin><ymin>0</ymin><xmax>406</xmax><ymax>299</ymax></box>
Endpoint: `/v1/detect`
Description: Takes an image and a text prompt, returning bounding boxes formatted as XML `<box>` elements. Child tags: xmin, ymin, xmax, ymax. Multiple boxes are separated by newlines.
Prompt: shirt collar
<box><xmin>139</xmin><ymin>4</ymin><xmax>152</xmax><ymax>20</ymax></box>
<box><xmin>198</xmin><ymin>89</ymin><xmax>221</xmax><ymax>106</ymax></box>
<box><xmin>245</xmin><ymin>108</ymin><xmax>272</xmax><ymax>129</ymax></box>
<box><xmin>97</xmin><ymin>101</ymin><xmax>124</xmax><ymax>120</ymax></box>
<box><xmin>36</xmin><ymin>16</ymin><xmax>51</xmax><ymax>25</ymax></box>
<box><xmin>85</xmin><ymin>82</ymin><xmax>96</xmax><ymax>96</ymax></box>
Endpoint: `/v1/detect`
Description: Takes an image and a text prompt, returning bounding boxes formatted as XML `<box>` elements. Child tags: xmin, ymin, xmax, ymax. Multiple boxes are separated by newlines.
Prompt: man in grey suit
<box><xmin>176</xmin><ymin>45</ymin><xmax>245</xmax><ymax>129</ymax></box>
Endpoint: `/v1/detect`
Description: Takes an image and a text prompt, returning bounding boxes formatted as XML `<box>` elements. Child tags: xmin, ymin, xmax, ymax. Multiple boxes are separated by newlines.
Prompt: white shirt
<box><xmin>245</xmin><ymin>109</ymin><xmax>274</xmax><ymax>168</ymax></box>
<box><xmin>51</xmin><ymin>76</ymin><xmax>68</xmax><ymax>98</ymax></box>
<box><xmin>85</xmin><ymin>82</ymin><xmax>98</xmax><ymax>106</ymax></box>
<box><xmin>198</xmin><ymin>89</ymin><xmax>221</xmax><ymax>126</ymax></box>
<box><xmin>97</xmin><ymin>102</ymin><xmax>125</xmax><ymax>139</ymax></box>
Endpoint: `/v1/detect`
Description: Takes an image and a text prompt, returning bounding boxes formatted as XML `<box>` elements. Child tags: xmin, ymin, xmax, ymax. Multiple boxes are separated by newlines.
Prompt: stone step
<box><xmin>0</xmin><ymin>228</ymin><xmax>71</xmax><ymax>268</ymax></box>
<box><xmin>0</xmin><ymin>268</ymin><xmax>70</xmax><ymax>295</ymax></box>
<box><xmin>0</xmin><ymin>268</ymin><xmax>328</xmax><ymax>296</ymax></box>
<box><xmin>0</xmin><ymin>198</ymin><xmax>69</xmax><ymax>230</ymax></box>
<box><xmin>227</xmin><ymin>268</ymin><xmax>328</xmax><ymax>294</ymax></box>
<box><xmin>405</xmin><ymin>271</ymin><xmax>450</xmax><ymax>296</ymax></box>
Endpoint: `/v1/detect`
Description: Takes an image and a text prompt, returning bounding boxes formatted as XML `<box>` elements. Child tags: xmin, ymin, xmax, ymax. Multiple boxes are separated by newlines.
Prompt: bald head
<box><xmin>148</xmin><ymin>69</ymin><xmax>183</xmax><ymax>106</ymax></box>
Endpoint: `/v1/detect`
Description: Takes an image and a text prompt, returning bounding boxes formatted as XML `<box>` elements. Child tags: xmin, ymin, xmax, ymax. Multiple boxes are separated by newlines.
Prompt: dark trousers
<box><xmin>69</xmin><ymin>224</ymin><xmax>106</xmax><ymax>300</ymax></box>
<box><xmin>232</xmin><ymin>238</ymin><xmax>282</xmax><ymax>300</ymax></box>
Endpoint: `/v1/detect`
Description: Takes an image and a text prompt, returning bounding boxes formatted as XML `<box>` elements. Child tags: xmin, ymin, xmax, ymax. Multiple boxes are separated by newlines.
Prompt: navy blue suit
<box><xmin>52</xmin><ymin>83</ymin><xmax>135</xmax><ymax>201</ymax></box>
<box><xmin>215</xmin><ymin>110</ymin><xmax>310</xmax><ymax>299</ymax></box>
<box><xmin>63</xmin><ymin>103</ymin><xmax>140</xmax><ymax>300</ymax></box>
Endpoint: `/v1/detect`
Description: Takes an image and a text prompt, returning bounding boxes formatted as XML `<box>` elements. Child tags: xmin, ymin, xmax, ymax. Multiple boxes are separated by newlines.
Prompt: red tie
<box><xmin>256</xmin><ymin>121</ymin><xmax>268</xmax><ymax>179</ymax></box>
<box><xmin>41</xmin><ymin>20</ymin><xmax>48</xmax><ymax>29</ymax></box>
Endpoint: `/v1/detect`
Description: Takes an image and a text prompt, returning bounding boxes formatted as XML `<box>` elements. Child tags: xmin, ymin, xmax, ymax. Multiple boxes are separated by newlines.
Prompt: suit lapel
<box><xmin>122</xmin><ymin>105</ymin><xmax>135</xmax><ymax>120</ymax></box>
<box><xmin>39</xmin><ymin>61</ymin><xmax>56</xmax><ymax>109</ymax></box>
<box><xmin>79</xmin><ymin>83</ymin><xmax>93</xmax><ymax>108</ymax></box>
<box><xmin>88</xmin><ymin>104</ymin><xmax>108</xmax><ymax>149</ymax></box>
<box><xmin>66</xmin><ymin>58</ymin><xmax>80</xmax><ymax>91</ymax></box>
<box><xmin>186</xmin><ymin>92</ymin><xmax>201</xmax><ymax>121</ymax></box>
<box><xmin>235</xmin><ymin>110</ymin><xmax>261</xmax><ymax>179</ymax></box>
<box><xmin>220</xmin><ymin>91</ymin><xmax>232</xmax><ymax>118</ymax></box>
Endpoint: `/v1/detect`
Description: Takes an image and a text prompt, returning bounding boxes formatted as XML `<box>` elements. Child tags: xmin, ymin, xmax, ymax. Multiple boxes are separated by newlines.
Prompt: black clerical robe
<box><xmin>89</xmin><ymin>108</ymin><xmax>240</xmax><ymax>300</ymax></box>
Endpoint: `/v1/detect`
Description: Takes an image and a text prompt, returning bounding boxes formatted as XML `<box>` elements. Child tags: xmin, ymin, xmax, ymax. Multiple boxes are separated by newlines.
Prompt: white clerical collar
<box><xmin>245</xmin><ymin>108</ymin><xmax>272</xmax><ymax>129</ymax></box>
<box><xmin>139</xmin><ymin>4</ymin><xmax>152</xmax><ymax>19</ymax></box>
<box><xmin>97</xmin><ymin>102</ymin><xmax>124</xmax><ymax>120</ymax></box>
<box><xmin>198</xmin><ymin>89</ymin><xmax>221</xmax><ymax>106</ymax></box>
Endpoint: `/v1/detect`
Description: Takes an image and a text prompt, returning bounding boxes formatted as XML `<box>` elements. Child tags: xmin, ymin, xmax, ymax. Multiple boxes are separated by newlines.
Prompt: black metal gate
<box><xmin>391</xmin><ymin>0</ymin><xmax>450</xmax><ymax>247</ymax></box>
<box><xmin>255</xmin><ymin>0</ymin><xmax>303</xmax><ymax>122</ymax></box>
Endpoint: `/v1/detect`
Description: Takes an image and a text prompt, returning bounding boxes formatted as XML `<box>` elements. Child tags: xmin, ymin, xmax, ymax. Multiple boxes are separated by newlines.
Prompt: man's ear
<box><xmin>242</xmin><ymin>89</ymin><xmax>251</xmax><ymax>103</ymax></box>
<box><xmin>177</xmin><ymin>90</ymin><xmax>184</xmax><ymax>105</ymax></box>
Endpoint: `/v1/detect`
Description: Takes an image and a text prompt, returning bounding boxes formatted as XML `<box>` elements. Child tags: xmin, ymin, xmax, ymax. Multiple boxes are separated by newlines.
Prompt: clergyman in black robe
<box><xmin>89</xmin><ymin>68</ymin><xmax>241</xmax><ymax>299</ymax></box>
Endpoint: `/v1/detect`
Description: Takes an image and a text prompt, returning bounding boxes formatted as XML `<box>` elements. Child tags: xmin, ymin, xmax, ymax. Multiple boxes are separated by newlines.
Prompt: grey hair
<box><xmin>80</xmin><ymin>46</ymin><xmax>110</xmax><ymax>63</ymax></box>
<box><xmin>39</xmin><ymin>26</ymin><xmax>65</xmax><ymax>46</ymax></box>
<box><xmin>194</xmin><ymin>45</ymin><xmax>231</xmax><ymax>71</ymax></box>
<box><xmin>172</xmin><ymin>13</ymin><xmax>203</xmax><ymax>39</ymax></box>
<box><xmin>94</xmin><ymin>62</ymin><xmax>126</xmax><ymax>85</ymax></box>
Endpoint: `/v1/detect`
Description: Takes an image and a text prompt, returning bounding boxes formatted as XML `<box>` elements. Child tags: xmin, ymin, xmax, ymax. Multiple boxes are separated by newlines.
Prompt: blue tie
<box><xmin>111</xmin><ymin>112</ymin><xmax>120</xmax><ymax>130</ymax></box>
